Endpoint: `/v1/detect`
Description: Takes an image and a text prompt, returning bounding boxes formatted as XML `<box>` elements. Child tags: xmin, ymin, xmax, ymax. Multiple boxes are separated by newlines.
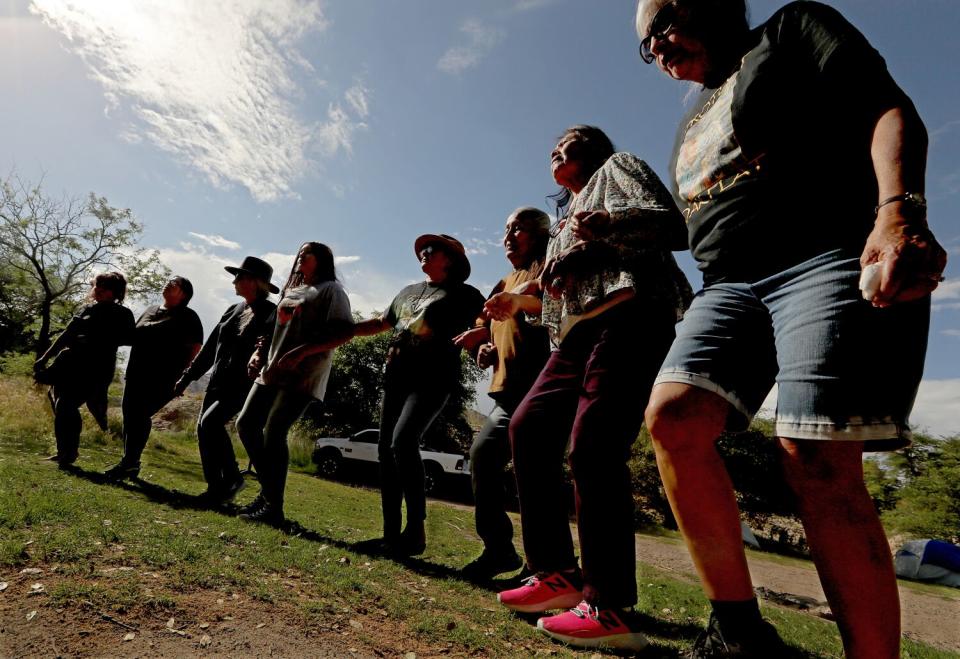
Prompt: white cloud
<box><xmin>942</xmin><ymin>329</ymin><xmax>960</xmax><ymax>338</ymax></box>
<box><xmin>756</xmin><ymin>381</ymin><xmax>960</xmax><ymax>438</ymax></box>
<box><xmin>911</xmin><ymin>379</ymin><xmax>960</xmax><ymax>438</ymax></box>
<box><xmin>187</xmin><ymin>232</ymin><xmax>241</xmax><ymax>250</ymax></box>
<box><xmin>932</xmin><ymin>279</ymin><xmax>960</xmax><ymax>311</ymax></box>
<box><xmin>31</xmin><ymin>0</ymin><xmax>368</xmax><ymax>202</ymax></box>
<box><xmin>512</xmin><ymin>0</ymin><xmax>558</xmax><ymax>11</ymax></box>
<box><xmin>437</xmin><ymin>19</ymin><xmax>505</xmax><ymax>75</ymax></box>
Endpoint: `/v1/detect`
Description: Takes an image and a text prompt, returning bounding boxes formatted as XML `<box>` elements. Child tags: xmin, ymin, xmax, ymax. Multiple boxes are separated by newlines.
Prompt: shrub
<box><xmin>882</xmin><ymin>436</ymin><xmax>960</xmax><ymax>543</ymax></box>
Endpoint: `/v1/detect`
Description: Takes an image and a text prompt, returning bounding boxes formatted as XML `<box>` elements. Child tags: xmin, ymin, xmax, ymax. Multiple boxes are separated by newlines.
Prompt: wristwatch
<box><xmin>874</xmin><ymin>192</ymin><xmax>927</xmax><ymax>216</ymax></box>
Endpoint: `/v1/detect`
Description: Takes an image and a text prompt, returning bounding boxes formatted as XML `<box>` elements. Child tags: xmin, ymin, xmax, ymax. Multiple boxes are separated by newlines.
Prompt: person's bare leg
<box><xmin>645</xmin><ymin>383</ymin><xmax>753</xmax><ymax>600</ymax></box>
<box><xmin>779</xmin><ymin>439</ymin><xmax>900</xmax><ymax>659</ymax></box>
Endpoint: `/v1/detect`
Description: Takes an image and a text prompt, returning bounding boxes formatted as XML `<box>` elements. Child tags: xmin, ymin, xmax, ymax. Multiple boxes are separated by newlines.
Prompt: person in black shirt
<box><xmin>173</xmin><ymin>257</ymin><xmax>278</xmax><ymax>504</ymax></box>
<box><xmin>105</xmin><ymin>276</ymin><xmax>203</xmax><ymax>481</ymax></box>
<box><xmin>353</xmin><ymin>234</ymin><xmax>485</xmax><ymax>555</ymax></box>
<box><xmin>635</xmin><ymin>1</ymin><xmax>948</xmax><ymax>657</ymax></box>
<box><xmin>34</xmin><ymin>272</ymin><xmax>135</xmax><ymax>467</ymax></box>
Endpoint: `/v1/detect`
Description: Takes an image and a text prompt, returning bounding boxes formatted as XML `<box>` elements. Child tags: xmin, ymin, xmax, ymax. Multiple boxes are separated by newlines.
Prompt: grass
<box><xmin>0</xmin><ymin>375</ymin><xmax>957</xmax><ymax>658</ymax></box>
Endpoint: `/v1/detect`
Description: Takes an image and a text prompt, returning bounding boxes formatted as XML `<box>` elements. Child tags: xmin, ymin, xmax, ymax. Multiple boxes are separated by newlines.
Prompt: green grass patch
<box><xmin>0</xmin><ymin>376</ymin><xmax>956</xmax><ymax>658</ymax></box>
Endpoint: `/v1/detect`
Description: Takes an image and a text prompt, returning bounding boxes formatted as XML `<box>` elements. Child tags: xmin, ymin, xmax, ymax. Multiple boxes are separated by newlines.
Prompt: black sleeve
<box><xmin>116</xmin><ymin>307</ymin><xmax>136</xmax><ymax>347</ymax></box>
<box><xmin>777</xmin><ymin>2</ymin><xmax>905</xmax><ymax>116</ymax></box>
<box><xmin>184</xmin><ymin>305</ymin><xmax>232</xmax><ymax>381</ymax></box>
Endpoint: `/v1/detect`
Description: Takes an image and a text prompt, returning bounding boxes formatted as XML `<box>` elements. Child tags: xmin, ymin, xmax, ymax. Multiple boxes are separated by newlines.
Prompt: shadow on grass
<box><xmin>53</xmin><ymin>463</ymin><xmax>821</xmax><ymax>658</ymax></box>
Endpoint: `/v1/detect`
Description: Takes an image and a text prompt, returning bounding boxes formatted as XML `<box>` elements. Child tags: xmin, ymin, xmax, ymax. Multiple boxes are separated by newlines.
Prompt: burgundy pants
<box><xmin>509</xmin><ymin>299</ymin><xmax>675</xmax><ymax>608</ymax></box>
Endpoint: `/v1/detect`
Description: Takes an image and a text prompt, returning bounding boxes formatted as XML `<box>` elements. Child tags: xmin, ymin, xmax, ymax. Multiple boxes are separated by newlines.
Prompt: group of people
<box><xmin>31</xmin><ymin>1</ymin><xmax>949</xmax><ymax>657</ymax></box>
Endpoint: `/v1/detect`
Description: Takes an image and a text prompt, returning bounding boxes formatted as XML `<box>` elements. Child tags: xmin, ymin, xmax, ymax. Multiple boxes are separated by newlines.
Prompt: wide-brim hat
<box><xmin>225</xmin><ymin>256</ymin><xmax>280</xmax><ymax>294</ymax></box>
<box><xmin>414</xmin><ymin>233</ymin><xmax>471</xmax><ymax>282</ymax></box>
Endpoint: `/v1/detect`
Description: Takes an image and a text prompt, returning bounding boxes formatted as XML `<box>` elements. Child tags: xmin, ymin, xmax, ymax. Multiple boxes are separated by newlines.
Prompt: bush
<box><xmin>882</xmin><ymin>436</ymin><xmax>960</xmax><ymax>543</ymax></box>
<box><xmin>0</xmin><ymin>351</ymin><xmax>36</xmax><ymax>377</ymax></box>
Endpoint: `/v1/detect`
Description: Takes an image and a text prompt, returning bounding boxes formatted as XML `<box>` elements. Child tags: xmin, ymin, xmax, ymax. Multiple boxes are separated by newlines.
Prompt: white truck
<box><xmin>312</xmin><ymin>428</ymin><xmax>470</xmax><ymax>495</ymax></box>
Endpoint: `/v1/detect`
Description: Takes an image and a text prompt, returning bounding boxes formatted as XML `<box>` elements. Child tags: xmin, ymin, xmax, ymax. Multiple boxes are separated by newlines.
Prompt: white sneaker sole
<box><xmin>537</xmin><ymin>621</ymin><xmax>649</xmax><ymax>651</ymax></box>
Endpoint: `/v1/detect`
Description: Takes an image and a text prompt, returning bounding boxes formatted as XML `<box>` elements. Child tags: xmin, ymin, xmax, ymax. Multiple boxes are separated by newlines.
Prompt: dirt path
<box><xmin>633</xmin><ymin>533</ymin><xmax>960</xmax><ymax>653</ymax></box>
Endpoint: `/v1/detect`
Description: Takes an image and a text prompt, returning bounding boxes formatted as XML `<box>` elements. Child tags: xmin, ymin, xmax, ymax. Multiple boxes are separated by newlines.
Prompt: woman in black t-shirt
<box><xmin>105</xmin><ymin>276</ymin><xmax>203</xmax><ymax>481</ymax></box>
<box><xmin>353</xmin><ymin>234</ymin><xmax>484</xmax><ymax>555</ymax></box>
<box><xmin>34</xmin><ymin>272</ymin><xmax>135</xmax><ymax>468</ymax></box>
<box><xmin>634</xmin><ymin>2</ymin><xmax>948</xmax><ymax>656</ymax></box>
<box><xmin>174</xmin><ymin>257</ymin><xmax>278</xmax><ymax>505</ymax></box>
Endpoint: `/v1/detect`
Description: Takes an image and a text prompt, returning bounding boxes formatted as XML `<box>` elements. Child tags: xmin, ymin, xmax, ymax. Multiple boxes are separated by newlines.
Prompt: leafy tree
<box><xmin>882</xmin><ymin>436</ymin><xmax>960</xmax><ymax>542</ymax></box>
<box><xmin>0</xmin><ymin>173</ymin><xmax>170</xmax><ymax>355</ymax></box>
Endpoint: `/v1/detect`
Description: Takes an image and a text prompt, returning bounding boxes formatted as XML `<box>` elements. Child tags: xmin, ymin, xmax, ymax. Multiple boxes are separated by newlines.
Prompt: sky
<box><xmin>1</xmin><ymin>0</ymin><xmax>958</xmax><ymax>435</ymax></box>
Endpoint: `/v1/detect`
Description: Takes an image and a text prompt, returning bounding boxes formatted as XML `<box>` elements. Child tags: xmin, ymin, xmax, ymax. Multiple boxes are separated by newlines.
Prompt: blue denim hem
<box><xmin>653</xmin><ymin>369</ymin><xmax>755</xmax><ymax>426</ymax></box>
<box><xmin>775</xmin><ymin>416</ymin><xmax>912</xmax><ymax>443</ymax></box>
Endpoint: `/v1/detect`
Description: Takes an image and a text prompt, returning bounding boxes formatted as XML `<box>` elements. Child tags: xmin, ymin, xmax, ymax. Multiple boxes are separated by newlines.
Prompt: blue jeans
<box><xmin>655</xmin><ymin>249</ymin><xmax>930</xmax><ymax>448</ymax></box>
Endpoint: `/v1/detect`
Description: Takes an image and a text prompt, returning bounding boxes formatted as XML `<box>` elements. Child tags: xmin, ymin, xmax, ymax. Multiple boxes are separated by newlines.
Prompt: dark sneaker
<box><xmin>462</xmin><ymin>548</ymin><xmax>524</xmax><ymax>579</ymax></box>
<box><xmin>497</xmin><ymin>570</ymin><xmax>583</xmax><ymax>613</ymax></box>
<box><xmin>221</xmin><ymin>475</ymin><xmax>246</xmax><ymax>502</ymax></box>
<box><xmin>238</xmin><ymin>494</ymin><xmax>266</xmax><ymax>515</ymax></box>
<box><xmin>45</xmin><ymin>453</ymin><xmax>78</xmax><ymax>468</ymax></box>
<box><xmin>239</xmin><ymin>503</ymin><xmax>284</xmax><ymax>526</ymax></box>
<box><xmin>104</xmin><ymin>461</ymin><xmax>140</xmax><ymax>482</ymax></box>
<box><xmin>538</xmin><ymin>601</ymin><xmax>649</xmax><ymax>652</ymax></box>
<box><xmin>393</xmin><ymin>528</ymin><xmax>426</xmax><ymax>556</ymax></box>
<box><xmin>684</xmin><ymin>613</ymin><xmax>787</xmax><ymax>658</ymax></box>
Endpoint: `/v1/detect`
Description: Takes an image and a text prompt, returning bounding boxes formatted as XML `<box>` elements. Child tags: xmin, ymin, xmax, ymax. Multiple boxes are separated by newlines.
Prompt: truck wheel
<box><xmin>316</xmin><ymin>448</ymin><xmax>342</xmax><ymax>478</ymax></box>
<box><xmin>423</xmin><ymin>461</ymin><xmax>443</xmax><ymax>495</ymax></box>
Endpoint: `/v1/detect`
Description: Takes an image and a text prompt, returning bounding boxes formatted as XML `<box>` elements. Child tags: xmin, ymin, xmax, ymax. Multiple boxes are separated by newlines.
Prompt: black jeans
<box><xmin>51</xmin><ymin>384</ymin><xmax>86</xmax><ymax>461</ymax></box>
<box><xmin>196</xmin><ymin>387</ymin><xmax>248</xmax><ymax>492</ymax></box>
<box><xmin>235</xmin><ymin>382</ymin><xmax>311</xmax><ymax>511</ymax></box>
<box><xmin>120</xmin><ymin>382</ymin><xmax>171</xmax><ymax>467</ymax></box>
<box><xmin>469</xmin><ymin>395</ymin><xmax>521</xmax><ymax>555</ymax></box>
<box><xmin>378</xmin><ymin>378</ymin><xmax>448</xmax><ymax>539</ymax></box>
<box><xmin>509</xmin><ymin>300</ymin><xmax>675</xmax><ymax>608</ymax></box>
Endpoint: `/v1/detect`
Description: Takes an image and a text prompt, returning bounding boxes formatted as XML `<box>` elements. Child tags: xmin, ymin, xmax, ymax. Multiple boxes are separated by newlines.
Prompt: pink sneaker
<box><xmin>537</xmin><ymin>601</ymin><xmax>649</xmax><ymax>651</ymax></box>
<box><xmin>497</xmin><ymin>571</ymin><xmax>583</xmax><ymax>613</ymax></box>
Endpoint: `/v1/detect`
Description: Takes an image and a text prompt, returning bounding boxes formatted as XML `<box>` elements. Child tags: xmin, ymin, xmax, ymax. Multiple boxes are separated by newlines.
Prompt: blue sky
<box><xmin>1</xmin><ymin>0</ymin><xmax>958</xmax><ymax>434</ymax></box>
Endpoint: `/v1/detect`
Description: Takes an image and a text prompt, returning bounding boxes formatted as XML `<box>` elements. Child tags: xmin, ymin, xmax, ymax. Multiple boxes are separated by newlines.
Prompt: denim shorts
<box><xmin>654</xmin><ymin>249</ymin><xmax>930</xmax><ymax>449</ymax></box>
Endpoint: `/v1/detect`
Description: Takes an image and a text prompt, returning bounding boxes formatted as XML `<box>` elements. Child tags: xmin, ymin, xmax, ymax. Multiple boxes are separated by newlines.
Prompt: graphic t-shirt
<box><xmin>260</xmin><ymin>281</ymin><xmax>352</xmax><ymax>400</ymax></box>
<box><xmin>126</xmin><ymin>305</ymin><xmax>204</xmax><ymax>388</ymax></box>
<box><xmin>669</xmin><ymin>1</ymin><xmax>904</xmax><ymax>284</ymax></box>
<box><xmin>383</xmin><ymin>281</ymin><xmax>485</xmax><ymax>383</ymax></box>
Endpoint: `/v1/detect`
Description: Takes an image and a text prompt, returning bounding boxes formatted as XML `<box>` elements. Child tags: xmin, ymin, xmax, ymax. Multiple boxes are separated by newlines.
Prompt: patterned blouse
<box><xmin>541</xmin><ymin>152</ymin><xmax>693</xmax><ymax>343</ymax></box>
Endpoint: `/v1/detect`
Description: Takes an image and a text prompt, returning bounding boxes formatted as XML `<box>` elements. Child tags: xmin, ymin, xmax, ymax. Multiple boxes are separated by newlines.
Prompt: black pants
<box><xmin>235</xmin><ymin>382</ymin><xmax>311</xmax><ymax>510</ymax></box>
<box><xmin>469</xmin><ymin>395</ymin><xmax>521</xmax><ymax>555</ymax></box>
<box><xmin>51</xmin><ymin>384</ymin><xmax>86</xmax><ymax>461</ymax></box>
<box><xmin>378</xmin><ymin>377</ymin><xmax>448</xmax><ymax>539</ymax></box>
<box><xmin>120</xmin><ymin>382</ymin><xmax>171</xmax><ymax>467</ymax></box>
<box><xmin>196</xmin><ymin>387</ymin><xmax>248</xmax><ymax>493</ymax></box>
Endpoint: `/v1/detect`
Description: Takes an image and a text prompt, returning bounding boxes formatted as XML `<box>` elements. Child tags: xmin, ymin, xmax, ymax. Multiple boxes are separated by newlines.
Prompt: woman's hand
<box><xmin>569</xmin><ymin>209</ymin><xmax>611</xmax><ymax>241</ymax></box>
<box><xmin>541</xmin><ymin>241</ymin><xmax>614</xmax><ymax>298</ymax></box>
<box><xmin>861</xmin><ymin>209</ymin><xmax>947</xmax><ymax>307</ymax></box>
<box><xmin>275</xmin><ymin>347</ymin><xmax>305</xmax><ymax>372</ymax></box>
<box><xmin>173</xmin><ymin>375</ymin><xmax>189</xmax><ymax>398</ymax></box>
<box><xmin>483</xmin><ymin>292</ymin><xmax>522</xmax><ymax>321</ymax></box>
<box><xmin>476</xmin><ymin>342</ymin><xmax>497</xmax><ymax>369</ymax></box>
<box><xmin>453</xmin><ymin>327</ymin><xmax>489</xmax><ymax>353</ymax></box>
<box><xmin>247</xmin><ymin>352</ymin><xmax>264</xmax><ymax>379</ymax></box>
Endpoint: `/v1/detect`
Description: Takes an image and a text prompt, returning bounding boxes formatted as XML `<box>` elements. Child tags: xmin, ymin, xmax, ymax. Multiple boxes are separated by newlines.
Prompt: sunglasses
<box><xmin>639</xmin><ymin>1</ymin><xmax>684</xmax><ymax>64</ymax></box>
<box><xmin>419</xmin><ymin>244</ymin><xmax>442</xmax><ymax>260</ymax></box>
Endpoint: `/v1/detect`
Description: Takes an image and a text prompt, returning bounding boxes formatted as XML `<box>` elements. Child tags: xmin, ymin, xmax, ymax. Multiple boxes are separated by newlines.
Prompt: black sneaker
<box><xmin>684</xmin><ymin>613</ymin><xmax>787</xmax><ymax>658</ymax></box>
<box><xmin>462</xmin><ymin>547</ymin><xmax>524</xmax><ymax>579</ymax></box>
<box><xmin>239</xmin><ymin>502</ymin><xmax>284</xmax><ymax>526</ymax></box>
<box><xmin>238</xmin><ymin>493</ymin><xmax>265</xmax><ymax>515</ymax></box>
<box><xmin>45</xmin><ymin>453</ymin><xmax>78</xmax><ymax>468</ymax></box>
<box><xmin>221</xmin><ymin>474</ymin><xmax>246</xmax><ymax>502</ymax></box>
<box><xmin>104</xmin><ymin>461</ymin><xmax>140</xmax><ymax>482</ymax></box>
